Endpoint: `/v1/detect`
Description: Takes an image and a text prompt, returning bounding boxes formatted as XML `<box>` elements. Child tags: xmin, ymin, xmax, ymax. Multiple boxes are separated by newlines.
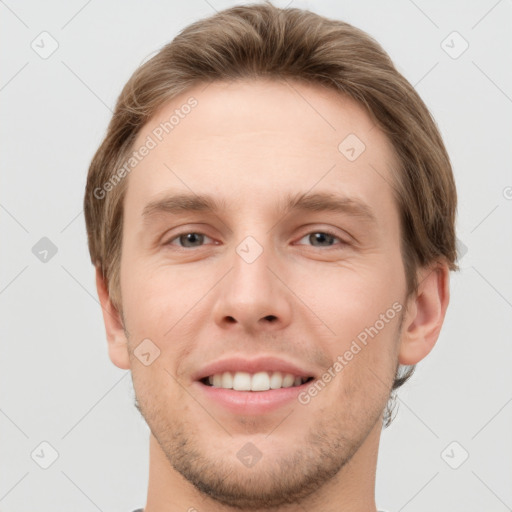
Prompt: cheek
<box><xmin>293</xmin><ymin>259</ymin><xmax>404</xmax><ymax>394</ymax></box>
<box><xmin>292</xmin><ymin>261</ymin><xmax>404</xmax><ymax>342</ymax></box>
<box><xmin>120</xmin><ymin>260</ymin><xmax>212</xmax><ymax>350</ymax></box>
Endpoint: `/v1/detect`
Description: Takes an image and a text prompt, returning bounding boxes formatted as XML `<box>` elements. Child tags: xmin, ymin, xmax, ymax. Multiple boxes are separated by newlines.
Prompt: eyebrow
<box><xmin>141</xmin><ymin>191</ymin><xmax>377</xmax><ymax>225</ymax></box>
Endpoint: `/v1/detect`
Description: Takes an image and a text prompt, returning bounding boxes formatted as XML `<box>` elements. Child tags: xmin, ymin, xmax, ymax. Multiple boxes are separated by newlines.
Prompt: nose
<box><xmin>212</xmin><ymin>237</ymin><xmax>293</xmax><ymax>334</ymax></box>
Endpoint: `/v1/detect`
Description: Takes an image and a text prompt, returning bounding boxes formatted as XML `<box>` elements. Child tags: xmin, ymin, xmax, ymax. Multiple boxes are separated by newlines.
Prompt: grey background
<box><xmin>1</xmin><ymin>0</ymin><xmax>511</xmax><ymax>511</ymax></box>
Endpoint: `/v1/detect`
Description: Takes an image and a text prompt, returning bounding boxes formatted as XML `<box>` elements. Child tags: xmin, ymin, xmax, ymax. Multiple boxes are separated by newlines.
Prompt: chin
<box><xmin>153</xmin><ymin>415</ymin><xmax>362</xmax><ymax>510</ymax></box>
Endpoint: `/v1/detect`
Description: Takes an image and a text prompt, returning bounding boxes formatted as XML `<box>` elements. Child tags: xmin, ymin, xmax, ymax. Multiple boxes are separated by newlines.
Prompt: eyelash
<box><xmin>164</xmin><ymin>229</ymin><xmax>349</xmax><ymax>250</ymax></box>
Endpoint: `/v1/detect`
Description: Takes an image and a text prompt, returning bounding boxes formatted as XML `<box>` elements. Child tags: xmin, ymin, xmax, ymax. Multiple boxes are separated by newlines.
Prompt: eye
<box><xmin>165</xmin><ymin>232</ymin><xmax>214</xmax><ymax>248</ymax></box>
<box><xmin>296</xmin><ymin>230</ymin><xmax>347</xmax><ymax>248</ymax></box>
<box><xmin>163</xmin><ymin>229</ymin><xmax>348</xmax><ymax>250</ymax></box>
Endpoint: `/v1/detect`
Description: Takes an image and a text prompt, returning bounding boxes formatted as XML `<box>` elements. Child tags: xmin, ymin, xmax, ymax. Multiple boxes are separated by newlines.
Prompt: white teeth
<box><xmin>206</xmin><ymin>371</ymin><xmax>307</xmax><ymax>391</ymax></box>
<box><xmin>251</xmin><ymin>371</ymin><xmax>270</xmax><ymax>391</ymax></box>
<box><xmin>221</xmin><ymin>371</ymin><xmax>233</xmax><ymax>388</ymax></box>
<box><xmin>233</xmin><ymin>371</ymin><xmax>252</xmax><ymax>391</ymax></box>
<box><xmin>282</xmin><ymin>374</ymin><xmax>295</xmax><ymax>388</ymax></box>
<box><xmin>269</xmin><ymin>371</ymin><xmax>283</xmax><ymax>389</ymax></box>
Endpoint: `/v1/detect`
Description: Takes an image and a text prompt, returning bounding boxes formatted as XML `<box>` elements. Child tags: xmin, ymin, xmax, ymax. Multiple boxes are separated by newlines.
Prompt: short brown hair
<box><xmin>84</xmin><ymin>1</ymin><xmax>457</xmax><ymax>426</ymax></box>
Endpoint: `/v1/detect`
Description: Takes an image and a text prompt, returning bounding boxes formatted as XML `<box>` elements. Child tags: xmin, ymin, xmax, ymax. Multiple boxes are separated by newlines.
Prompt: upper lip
<box><xmin>193</xmin><ymin>355</ymin><xmax>318</xmax><ymax>382</ymax></box>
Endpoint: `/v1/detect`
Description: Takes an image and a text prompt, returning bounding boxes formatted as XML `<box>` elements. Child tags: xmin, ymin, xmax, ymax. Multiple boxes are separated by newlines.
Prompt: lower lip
<box><xmin>193</xmin><ymin>380</ymin><xmax>311</xmax><ymax>414</ymax></box>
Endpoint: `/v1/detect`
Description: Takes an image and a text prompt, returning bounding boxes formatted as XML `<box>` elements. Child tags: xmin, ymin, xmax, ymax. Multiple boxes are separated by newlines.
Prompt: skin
<box><xmin>96</xmin><ymin>79</ymin><xmax>450</xmax><ymax>512</ymax></box>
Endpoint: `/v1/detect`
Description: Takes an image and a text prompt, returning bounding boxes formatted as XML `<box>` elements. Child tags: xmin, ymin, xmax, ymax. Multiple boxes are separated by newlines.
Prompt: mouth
<box><xmin>200</xmin><ymin>371</ymin><xmax>315</xmax><ymax>391</ymax></box>
<box><xmin>192</xmin><ymin>355</ymin><xmax>319</xmax><ymax>414</ymax></box>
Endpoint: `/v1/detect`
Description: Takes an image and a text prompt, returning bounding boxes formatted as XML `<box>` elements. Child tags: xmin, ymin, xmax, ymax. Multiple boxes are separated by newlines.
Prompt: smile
<box><xmin>201</xmin><ymin>371</ymin><xmax>314</xmax><ymax>391</ymax></box>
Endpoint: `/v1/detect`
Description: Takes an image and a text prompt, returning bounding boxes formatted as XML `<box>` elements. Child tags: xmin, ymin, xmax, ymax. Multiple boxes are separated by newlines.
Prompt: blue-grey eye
<box><xmin>298</xmin><ymin>232</ymin><xmax>340</xmax><ymax>247</ymax></box>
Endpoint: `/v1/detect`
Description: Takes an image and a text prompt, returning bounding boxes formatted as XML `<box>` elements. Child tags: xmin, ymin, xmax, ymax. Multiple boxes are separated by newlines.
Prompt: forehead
<box><xmin>125</xmin><ymin>79</ymin><xmax>400</xmax><ymax>225</ymax></box>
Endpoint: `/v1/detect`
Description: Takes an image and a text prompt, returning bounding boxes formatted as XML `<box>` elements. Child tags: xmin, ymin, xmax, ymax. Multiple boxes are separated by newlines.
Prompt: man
<box><xmin>84</xmin><ymin>2</ymin><xmax>457</xmax><ymax>511</ymax></box>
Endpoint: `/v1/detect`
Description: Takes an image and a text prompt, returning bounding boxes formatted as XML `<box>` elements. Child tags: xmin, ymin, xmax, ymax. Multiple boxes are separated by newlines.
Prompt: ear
<box><xmin>398</xmin><ymin>262</ymin><xmax>450</xmax><ymax>365</ymax></box>
<box><xmin>95</xmin><ymin>266</ymin><xmax>131</xmax><ymax>370</ymax></box>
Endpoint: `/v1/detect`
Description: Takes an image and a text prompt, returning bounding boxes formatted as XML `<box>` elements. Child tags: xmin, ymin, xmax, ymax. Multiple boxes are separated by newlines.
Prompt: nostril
<box><xmin>264</xmin><ymin>315</ymin><xmax>277</xmax><ymax>322</ymax></box>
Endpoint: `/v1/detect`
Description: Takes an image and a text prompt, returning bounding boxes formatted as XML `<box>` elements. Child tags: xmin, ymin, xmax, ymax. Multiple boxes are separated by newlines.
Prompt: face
<box><xmin>118</xmin><ymin>79</ymin><xmax>409</xmax><ymax>508</ymax></box>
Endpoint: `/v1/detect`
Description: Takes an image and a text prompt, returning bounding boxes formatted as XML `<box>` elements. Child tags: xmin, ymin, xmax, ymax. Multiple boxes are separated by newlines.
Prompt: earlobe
<box><xmin>398</xmin><ymin>263</ymin><xmax>450</xmax><ymax>366</ymax></box>
<box><xmin>95</xmin><ymin>266</ymin><xmax>131</xmax><ymax>370</ymax></box>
